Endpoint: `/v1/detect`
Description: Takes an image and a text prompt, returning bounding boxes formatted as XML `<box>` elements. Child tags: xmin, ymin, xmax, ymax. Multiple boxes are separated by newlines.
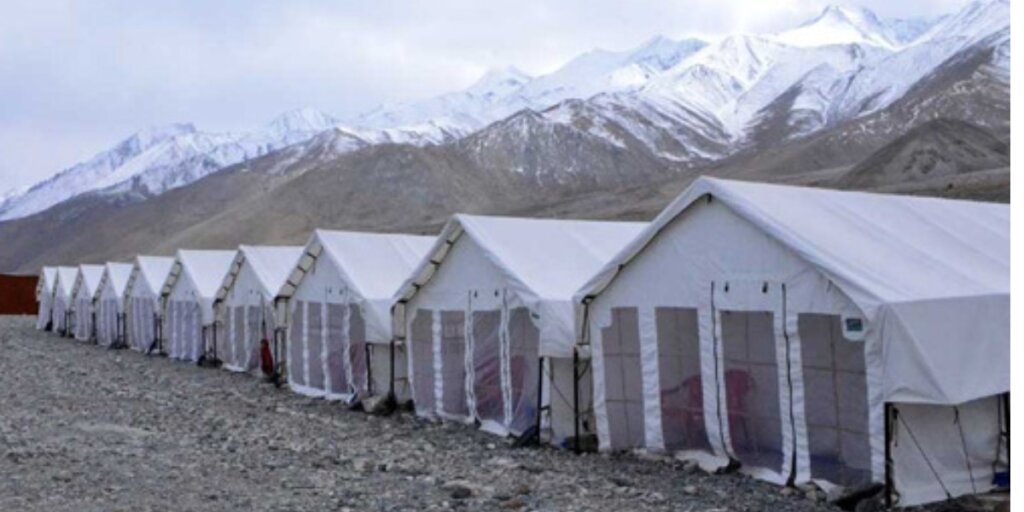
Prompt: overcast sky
<box><xmin>0</xmin><ymin>0</ymin><xmax>972</xmax><ymax>193</ymax></box>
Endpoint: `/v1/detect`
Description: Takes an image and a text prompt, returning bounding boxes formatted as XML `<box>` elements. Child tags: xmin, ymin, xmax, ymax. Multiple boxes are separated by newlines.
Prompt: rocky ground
<box><xmin>0</xmin><ymin>316</ymin><xmax>997</xmax><ymax>511</ymax></box>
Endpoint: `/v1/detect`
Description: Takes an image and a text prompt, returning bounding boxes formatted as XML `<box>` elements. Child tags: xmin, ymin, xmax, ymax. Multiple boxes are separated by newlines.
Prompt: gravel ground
<box><xmin>0</xmin><ymin>315</ymin><xmax>856</xmax><ymax>511</ymax></box>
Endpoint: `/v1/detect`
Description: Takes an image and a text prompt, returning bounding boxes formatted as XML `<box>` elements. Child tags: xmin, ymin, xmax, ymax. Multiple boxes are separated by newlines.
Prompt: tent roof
<box><xmin>37</xmin><ymin>267</ymin><xmax>57</xmax><ymax>296</ymax></box>
<box><xmin>162</xmin><ymin>250</ymin><xmax>237</xmax><ymax>300</ymax></box>
<box><xmin>130</xmin><ymin>256</ymin><xmax>176</xmax><ymax>297</ymax></box>
<box><xmin>73</xmin><ymin>264</ymin><xmax>105</xmax><ymax>298</ymax></box>
<box><xmin>577</xmin><ymin>177</ymin><xmax>1009</xmax><ymax>404</ymax></box>
<box><xmin>96</xmin><ymin>262</ymin><xmax>134</xmax><ymax>300</ymax></box>
<box><xmin>397</xmin><ymin>214</ymin><xmax>646</xmax><ymax>356</ymax></box>
<box><xmin>579</xmin><ymin>177</ymin><xmax>1009</xmax><ymax>310</ymax></box>
<box><xmin>55</xmin><ymin>266</ymin><xmax>78</xmax><ymax>297</ymax></box>
<box><xmin>286</xmin><ymin>229</ymin><xmax>435</xmax><ymax>300</ymax></box>
<box><xmin>281</xmin><ymin>230</ymin><xmax>435</xmax><ymax>343</ymax></box>
<box><xmin>216</xmin><ymin>245</ymin><xmax>304</xmax><ymax>302</ymax></box>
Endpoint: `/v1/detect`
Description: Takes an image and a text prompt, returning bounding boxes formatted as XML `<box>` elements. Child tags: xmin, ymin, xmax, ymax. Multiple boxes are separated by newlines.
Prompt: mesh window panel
<box><xmin>229</xmin><ymin>306</ymin><xmax>243</xmax><ymax>368</ymax></box>
<box><xmin>601</xmin><ymin>307</ymin><xmax>645</xmax><ymax>450</ymax></box>
<box><xmin>167</xmin><ymin>302</ymin><xmax>179</xmax><ymax>358</ymax></box>
<box><xmin>96</xmin><ymin>301</ymin><xmax>108</xmax><ymax>345</ymax></box>
<box><xmin>106</xmin><ymin>300</ymin><xmax>117</xmax><ymax>345</ymax></box>
<box><xmin>507</xmin><ymin>308</ymin><xmax>540</xmax><ymax>435</ymax></box>
<box><xmin>720</xmin><ymin>310</ymin><xmax>784</xmax><ymax>472</ymax></box>
<box><xmin>472</xmin><ymin>310</ymin><xmax>504</xmax><ymax>425</ymax></box>
<box><xmin>348</xmin><ymin>305</ymin><xmax>368</xmax><ymax>396</ymax></box>
<box><xmin>247</xmin><ymin>304</ymin><xmax>264</xmax><ymax>370</ymax></box>
<box><xmin>75</xmin><ymin>299</ymin><xmax>87</xmax><ymax>339</ymax></box>
<box><xmin>656</xmin><ymin>307</ymin><xmax>711</xmax><ymax>453</ymax></box>
<box><xmin>307</xmin><ymin>303</ymin><xmax>325</xmax><ymax>391</ymax></box>
<box><xmin>441</xmin><ymin>310</ymin><xmax>469</xmax><ymax>417</ymax></box>
<box><xmin>410</xmin><ymin>309</ymin><xmax>436</xmax><ymax>414</ymax></box>
<box><xmin>176</xmin><ymin>302</ymin><xmax>188</xmax><ymax>359</ymax></box>
<box><xmin>288</xmin><ymin>301</ymin><xmax>306</xmax><ymax>386</ymax></box>
<box><xmin>326</xmin><ymin>303</ymin><xmax>348</xmax><ymax>395</ymax></box>
<box><xmin>96</xmin><ymin>301</ymin><xmax>106</xmax><ymax>344</ymax></box>
<box><xmin>798</xmin><ymin>314</ymin><xmax>871</xmax><ymax>487</ymax></box>
<box><xmin>189</xmin><ymin>302</ymin><xmax>203</xmax><ymax>361</ymax></box>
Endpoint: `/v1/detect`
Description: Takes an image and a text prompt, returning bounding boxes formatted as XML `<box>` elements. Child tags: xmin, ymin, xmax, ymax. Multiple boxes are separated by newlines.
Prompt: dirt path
<box><xmin>0</xmin><ymin>316</ymin><xmax>841</xmax><ymax>511</ymax></box>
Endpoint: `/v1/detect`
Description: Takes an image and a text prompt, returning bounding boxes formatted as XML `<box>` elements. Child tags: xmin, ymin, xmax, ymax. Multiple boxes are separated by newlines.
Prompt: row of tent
<box><xmin>33</xmin><ymin>177</ymin><xmax>1009</xmax><ymax>507</ymax></box>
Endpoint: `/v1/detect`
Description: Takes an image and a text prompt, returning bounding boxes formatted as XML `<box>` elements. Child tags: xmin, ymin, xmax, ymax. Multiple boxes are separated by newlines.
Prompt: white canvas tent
<box><xmin>394</xmin><ymin>214</ymin><xmax>646</xmax><ymax>442</ymax></box>
<box><xmin>575</xmin><ymin>177</ymin><xmax>1009</xmax><ymax>506</ymax></box>
<box><xmin>213</xmin><ymin>245</ymin><xmax>303</xmax><ymax>373</ymax></box>
<box><xmin>125</xmin><ymin>256</ymin><xmax>176</xmax><ymax>353</ymax></box>
<box><xmin>35</xmin><ymin>267</ymin><xmax>57</xmax><ymax>330</ymax></box>
<box><xmin>278</xmin><ymin>230</ymin><xmax>434</xmax><ymax>401</ymax></box>
<box><xmin>52</xmin><ymin>266</ymin><xmax>78</xmax><ymax>336</ymax></box>
<box><xmin>71</xmin><ymin>264</ymin><xmax>105</xmax><ymax>342</ymax></box>
<box><xmin>161</xmin><ymin>250</ymin><xmax>236</xmax><ymax>362</ymax></box>
<box><xmin>94</xmin><ymin>262</ymin><xmax>134</xmax><ymax>347</ymax></box>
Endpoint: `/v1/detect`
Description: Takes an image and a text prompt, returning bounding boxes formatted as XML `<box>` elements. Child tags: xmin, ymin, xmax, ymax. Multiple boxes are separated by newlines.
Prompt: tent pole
<box><xmin>884</xmin><ymin>402</ymin><xmax>895</xmax><ymax>508</ymax></box>
<box><xmin>364</xmin><ymin>343</ymin><xmax>372</xmax><ymax>396</ymax></box>
<box><xmin>573</xmin><ymin>348</ymin><xmax>580</xmax><ymax>454</ymax></box>
<box><xmin>535</xmin><ymin>356</ymin><xmax>544</xmax><ymax>444</ymax></box>
<box><xmin>389</xmin><ymin>338</ymin><xmax>396</xmax><ymax>399</ymax></box>
<box><xmin>1003</xmin><ymin>392</ymin><xmax>1010</xmax><ymax>467</ymax></box>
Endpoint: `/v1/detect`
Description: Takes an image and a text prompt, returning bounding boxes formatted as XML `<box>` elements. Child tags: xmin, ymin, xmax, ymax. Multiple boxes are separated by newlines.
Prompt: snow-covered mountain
<box><xmin>0</xmin><ymin>109</ymin><xmax>356</xmax><ymax>220</ymax></box>
<box><xmin>0</xmin><ymin>0</ymin><xmax>1009</xmax><ymax>222</ymax></box>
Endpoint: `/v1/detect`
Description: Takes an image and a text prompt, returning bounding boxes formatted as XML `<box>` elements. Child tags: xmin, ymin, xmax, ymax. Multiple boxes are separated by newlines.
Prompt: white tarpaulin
<box><xmin>280</xmin><ymin>230</ymin><xmax>434</xmax><ymax>400</ymax></box>
<box><xmin>35</xmin><ymin>267</ymin><xmax>57</xmax><ymax>330</ymax></box>
<box><xmin>125</xmin><ymin>256</ymin><xmax>175</xmax><ymax>352</ymax></box>
<box><xmin>581</xmin><ymin>177</ymin><xmax>1009</xmax><ymax>406</ymax></box>
<box><xmin>94</xmin><ymin>262</ymin><xmax>133</xmax><ymax>347</ymax></box>
<box><xmin>214</xmin><ymin>245</ymin><xmax>303</xmax><ymax>373</ymax></box>
<box><xmin>52</xmin><ymin>266</ymin><xmax>78</xmax><ymax>335</ymax></box>
<box><xmin>71</xmin><ymin>265</ymin><xmax>104</xmax><ymax>342</ymax></box>
<box><xmin>394</xmin><ymin>214</ymin><xmax>645</xmax><ymax>441</ymax></box>
<box><xmin>575</xmin><ymin>177</ymin><xmax>1009</xmax><ymax>506</ymax></box>
<box><xmin>161</xmin><ymin>250</ymin><xmax>235</xmax><ymax>362</ymax></box>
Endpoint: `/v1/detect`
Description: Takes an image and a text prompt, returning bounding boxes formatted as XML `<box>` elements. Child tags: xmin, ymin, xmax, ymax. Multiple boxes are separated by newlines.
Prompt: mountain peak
<box><xmin>628</xmin><ymin>35</ymin><xmax>707</xmax><ymax>71</ymax></box>
<box><xmin>128</xmin><ymin>123</ymin><xmax>197</xmax><ymax>150</ymax></box>
<box><xmin>468</xmin><ymin>66</ymin><xmax>532</xmax><ymax>95</ymax></box>
<box><xmin>266</xmin><ymin>107</ymin><xmax>340</xmax><ymax>135</ymax></box>
<box><xmin>777</xmin><ymin>4</ymin><xmax>895</xmax><ymax>49</ymax></box>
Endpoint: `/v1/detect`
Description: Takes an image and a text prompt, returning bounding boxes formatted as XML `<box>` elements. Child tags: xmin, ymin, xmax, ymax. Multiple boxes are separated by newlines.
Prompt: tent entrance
<box><xmin>656</xmin><ymin>306</ymin><xmax>711</xmax><ymax>454</ymax></box>
<box><xmin>600</xmin><ymin>307</ymin><xmax>644</xmax><ymax>450</ymax></box>
<box><xmin>439</xmin><ymin>310</ymin><xmax>469</xmax><ymax>420</ymax></box>
<box><xmin>797</xmin><ymin>313</ymin><xmax>872</xmax><ymax>488</ymax></box>
<box><xmin>409</xmin><ymin>309</ymin><xmax>436</xmax><ymax>416</ymax></box>
<box><xmin>471</xmin><ymin>309</ymin><xmax>505</xmax><ymax>431</ymax></box>
<box><xmin>711</xmin><ymin>279</ymin><xmax>792</xmax><ymax>484</ymax></box>
<box><xmin>719</xmin><ymin>310</ymin><xmax>784</xmax><ymax>472</ymax></box>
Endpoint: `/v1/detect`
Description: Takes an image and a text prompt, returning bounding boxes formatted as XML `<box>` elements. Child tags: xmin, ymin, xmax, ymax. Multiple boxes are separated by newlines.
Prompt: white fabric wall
<box><xmin>222</xmin><ymin>263</ymin><xmax>274</xmax><ymax>373</ymax></box>
<box><xmin>128</xmin><ymin>296</ymin><xmax>158</xmax><ymax>352</ymax></box>
<box><xmin>95</xmin><ymin>282</ymin><xmax>122</xmax><ymax>347</ymax></box>
<box><xmin>73</xmin><ymin>290</ymin><xmax>94</xmax><ymax>342</ymax></box>
<box><xmin>404</xmin><ymin>235</ymin><xmax>582</xmax><ymax>442</ymax></box>
<box><xmin>892</xmin><ymin>396</ymin><xmax>1006</xmax><ymax>506</ymax></box>
<box><xmin>287</xmin><ymin>253</ymin><xmax>380</xmax><ymax>401</ymax></box>
<box><xmin>166</xmin><ymin>278</ymin><xmax>205</xmax><ymax>362</ymax></box>
<box><xmin>52</xmin><ymin>295</ymin><xmax>69</xmax><ymax>333</ymax></box>
<box><xmin>36</xmin><ymin>287</ymin><xmax>53</xmax><ymax>330</ymax></box>
<box><xmin>127</xmin><ymin>276</ymin><xmax>160</xmax><ymax>352</ymax></box>
<box><xmin>587</xmin><ymin>199</ymin><xmax>873</xmax><ymax>487</ymax></box>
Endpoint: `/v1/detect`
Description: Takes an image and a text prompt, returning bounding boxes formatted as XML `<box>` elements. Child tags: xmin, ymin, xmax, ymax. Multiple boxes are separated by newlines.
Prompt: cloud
<box><xmin>0</xmin><ymin>0</ymin><xmax>972</xmax><ymax>192</ymax></box>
